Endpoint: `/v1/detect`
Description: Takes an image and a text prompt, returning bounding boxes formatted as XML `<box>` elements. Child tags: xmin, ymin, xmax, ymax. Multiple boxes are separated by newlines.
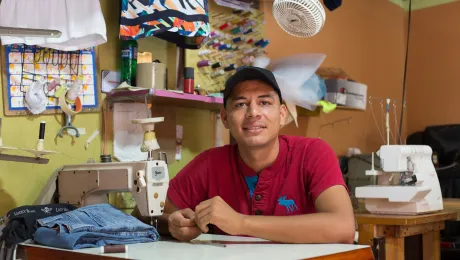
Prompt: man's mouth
<box><xmin>243</xmin><ymin>126</ymin><xmax>266</xmax><ymax>131</ymax></box>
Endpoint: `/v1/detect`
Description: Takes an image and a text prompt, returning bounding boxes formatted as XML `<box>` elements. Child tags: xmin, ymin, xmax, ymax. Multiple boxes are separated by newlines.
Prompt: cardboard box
<box><xmin>136</xmin><ymin>62</ymin><xmax>167</xmax><ymax>90</ymax></box>
<box><xmin>325</xmin><ymin>79</ymin><xmax>367</xmax><ymax>110</ymax></box>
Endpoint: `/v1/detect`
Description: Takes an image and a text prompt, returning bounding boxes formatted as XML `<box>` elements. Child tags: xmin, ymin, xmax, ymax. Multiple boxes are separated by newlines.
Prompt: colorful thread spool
<box><xmin>198</xmin><ymin>49</ymin><xmax>212</xmax><ymax>56</ymax></box>
<box><xmin>224</xmin><ymin>64</ymin><xmax>237</xmax><ymax>71</ymax></box>
<box><xmin>243</xmin><ymin>28</ymin><xmax>253</xmax><ymax>34</ymax></box>
<box><xmin>218</xmin><ymin>44</ymin><xmax>230</xmax><ymax>50</ymax></box>
<box><xmin>211</xmin><ymin>62</ymin><xmax>222</xmax><ymax>69</ymax></box>
<box><xmin>210</xmin><ymin>69</ymin><xmax>225</xmax><ymax>78</ymax></box>
<box><xmin>246</xmin><ymin>38</ymin><xmax>254</xmax><ymax>44</ymax></box>
<box><xmin>219</xmin><ymin>23</ymin><xmax>230</xmax><ymax>30</ymax></box>
<box><xmin>260</xmin><ymin>40</ymin><xmax>270</xmax><ymax>48</ymax></box>
<box><xmin>206</xmin><ymin>39</ymin><xmax>218</xmax><ymax>47</ymax></box>
<box><xmin>232</xmin><ymin>37</ymin><xmax>245</xmax><ymax>43</ymax></box>
<box><xmin>197</xmin><ymin>60</ymin><xmax>211</xmax><ymax>67</ymax></box>
<box><xmin>254</xmin><ymin>39</ymin><xmax>265</xmax><ymax>46</ymax></box>
<box><xmin>231</xmin><ymin>27</ymin><xmax>242</xmax><ymax>34</ymax></box>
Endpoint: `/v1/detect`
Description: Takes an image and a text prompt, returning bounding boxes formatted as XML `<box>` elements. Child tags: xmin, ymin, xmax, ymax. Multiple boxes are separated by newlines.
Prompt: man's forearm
<box><xmin>240</xmin><ymin>213</ymin><xmax>355</xmax><ymax>244</ymax></box>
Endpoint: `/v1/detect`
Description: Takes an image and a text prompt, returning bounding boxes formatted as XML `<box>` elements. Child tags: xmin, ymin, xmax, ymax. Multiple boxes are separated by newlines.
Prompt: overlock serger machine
<box><xmin>355</xmin><ymin>99</ymin><xmax>443</xmax><ymax>215</ymax></box>
<box><xmin>57</xmin><ymin>117</ymin><xmax>169</xmax><ymax>224</ymax></box>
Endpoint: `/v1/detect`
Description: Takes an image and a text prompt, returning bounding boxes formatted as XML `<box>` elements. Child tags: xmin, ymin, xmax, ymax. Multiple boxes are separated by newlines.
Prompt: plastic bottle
<box><xmin>120</xmin><ymin>40</ymin><xmax>138</xmax><ymax>86</ymax></box>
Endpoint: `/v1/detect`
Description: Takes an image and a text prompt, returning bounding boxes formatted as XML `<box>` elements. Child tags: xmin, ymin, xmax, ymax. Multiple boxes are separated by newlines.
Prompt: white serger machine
<box><xmin>57</xmin><ymin>117</ymin><xmax>169</xmax><ymax>224</ymax></box>
<box><xmin>355</xmin><ymin>144</ymin><xmax>443</xmax><ymax>215</ymax></box>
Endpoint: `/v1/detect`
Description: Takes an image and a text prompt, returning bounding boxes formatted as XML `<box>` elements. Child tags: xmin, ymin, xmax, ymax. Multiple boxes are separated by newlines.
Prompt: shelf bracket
<box><xmin>0</xmin><ymin>154</ymin><xmax>49</xmax><ymax>164</ymax></box>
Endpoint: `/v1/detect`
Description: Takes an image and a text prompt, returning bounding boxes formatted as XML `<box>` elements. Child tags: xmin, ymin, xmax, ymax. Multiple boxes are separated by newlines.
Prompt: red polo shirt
<box><xmin>167</xmin><ymin>135</ymin><xmax>346</xmax><ymax>234</ymax></box>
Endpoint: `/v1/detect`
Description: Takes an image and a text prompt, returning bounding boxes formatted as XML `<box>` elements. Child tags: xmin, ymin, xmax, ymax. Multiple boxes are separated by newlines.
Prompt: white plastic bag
<box><xmin>269</xmin><ymin>53</ymin><xmax>326</xmax><ymax>111</ymax></box>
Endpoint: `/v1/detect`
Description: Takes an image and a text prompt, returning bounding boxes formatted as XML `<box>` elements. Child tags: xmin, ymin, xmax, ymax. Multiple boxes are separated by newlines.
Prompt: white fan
<box><xmin>272</xmin><ymin>0</ymin><xmax>326</xmax><ymax>38</ymax></box>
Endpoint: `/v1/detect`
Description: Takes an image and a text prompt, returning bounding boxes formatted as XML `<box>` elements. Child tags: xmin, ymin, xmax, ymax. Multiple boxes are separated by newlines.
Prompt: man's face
<box><xmin>221</xmin><ymin>80</ymin><xmax>287</xmax><ymax>148</ymax></box>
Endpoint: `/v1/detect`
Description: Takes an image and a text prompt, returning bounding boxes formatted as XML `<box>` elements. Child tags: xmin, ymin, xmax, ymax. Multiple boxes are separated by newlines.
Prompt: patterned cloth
<box><xmin>120</xmin><ymin>0</ymin><xmax>210</xmax><ymax>49</ymax></box>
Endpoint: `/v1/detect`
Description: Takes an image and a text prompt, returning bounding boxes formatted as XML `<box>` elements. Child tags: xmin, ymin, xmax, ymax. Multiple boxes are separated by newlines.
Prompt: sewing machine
<box><xmin>57</xmin><ymin>117</ymin><xmax>169</xmax><ymax>223</ymax></box>
<box><xmin>355</xmin><ymin>145</ymin><xmax>443</xmax><ymax>215</ymax></box>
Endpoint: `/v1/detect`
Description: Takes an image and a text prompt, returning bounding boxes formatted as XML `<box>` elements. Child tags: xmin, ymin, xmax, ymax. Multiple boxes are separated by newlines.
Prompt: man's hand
<box><xmin>195</xmin><ymin>196</ymin><xmax>245</xmax><ymax>235</ymax></box>
<box><xmin>168</xmin><ymin>208</ymin><xmax>202</xmax><ymax>241</ymax></box>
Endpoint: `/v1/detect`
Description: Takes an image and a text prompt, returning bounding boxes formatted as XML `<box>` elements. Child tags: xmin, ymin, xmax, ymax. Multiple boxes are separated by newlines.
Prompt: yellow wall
<box><xmin>0</xmin><ymin>0</ymin><xmax>222</xmax><ymax>216</ymax></box>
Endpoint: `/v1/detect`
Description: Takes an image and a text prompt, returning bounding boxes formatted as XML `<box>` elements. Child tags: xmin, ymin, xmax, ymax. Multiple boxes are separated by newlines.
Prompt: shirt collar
<box><xmin>235</xmin><ymin>136</ymin><xmax>287</xmax><ymax>177</ymax></box>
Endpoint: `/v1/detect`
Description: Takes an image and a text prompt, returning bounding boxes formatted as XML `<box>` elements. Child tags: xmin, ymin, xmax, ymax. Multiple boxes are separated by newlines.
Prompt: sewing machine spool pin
<box><xmin>58</xmin><ymin>104</ymin><xmax>80</xmax><ymax>138</ymax></box>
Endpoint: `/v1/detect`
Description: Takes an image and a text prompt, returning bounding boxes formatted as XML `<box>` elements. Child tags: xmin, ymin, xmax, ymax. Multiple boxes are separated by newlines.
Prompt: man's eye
<box><xmin>235</xmin><ymin>103</ymin><xmax>245</xmax><ymax>107</ymax></box>
<box><xmin>261</xmin><ymin>101</ymin><xmax>270</xmax><ymax>106</ymax></box>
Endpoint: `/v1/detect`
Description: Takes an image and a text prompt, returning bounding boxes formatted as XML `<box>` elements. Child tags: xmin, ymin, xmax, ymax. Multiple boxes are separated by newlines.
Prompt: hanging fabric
<box><xmin>119</xmin><ymin>0</ymin><xmax>210</xmax><ymax>49</ymax></box>
<box><xmin>0</xmin><ymin>0</ymin><xmax>107</xmax><ymax>51</ymax></box>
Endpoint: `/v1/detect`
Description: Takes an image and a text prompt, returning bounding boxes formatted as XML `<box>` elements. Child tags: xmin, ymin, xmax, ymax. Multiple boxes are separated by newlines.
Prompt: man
<box><xmin>139</xmin><ymin>66</ymin><xmax>355</xmax><ymax>244</ymax></box>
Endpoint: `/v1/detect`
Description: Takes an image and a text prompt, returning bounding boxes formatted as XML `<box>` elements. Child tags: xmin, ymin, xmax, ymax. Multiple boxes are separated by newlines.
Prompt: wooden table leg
<box><xmin>385</xmin><ymin>237</ymin><xmax>404</xmax><ymax>260</ymax></box>
<box><xmin>358</xmin><ymin>224</ymin><xmax>375</xmax><ymax>246</ymax></box>
<box><xmin>422</xmin><ymin>231</ymin><xmax>440</xmax><ymax>260</ymax></box>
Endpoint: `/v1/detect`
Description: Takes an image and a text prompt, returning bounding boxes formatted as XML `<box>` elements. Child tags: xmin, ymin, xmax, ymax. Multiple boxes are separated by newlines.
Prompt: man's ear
<box><xmin>220</xmin><ymin>108</ymin><xmax>230</xmax><ymax>129</ymax></box>
<box><xmin>279</xmin><ymin>103</ymin><xmax>288</xmax><ymax>126</ymax></box>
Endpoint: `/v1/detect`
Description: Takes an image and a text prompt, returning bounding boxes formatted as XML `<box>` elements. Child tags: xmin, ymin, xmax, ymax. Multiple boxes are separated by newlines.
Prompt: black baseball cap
<box><xmin>223</xmin><ymin>66</ymin><xmax>283</xmax><ymax>107</ymax></box>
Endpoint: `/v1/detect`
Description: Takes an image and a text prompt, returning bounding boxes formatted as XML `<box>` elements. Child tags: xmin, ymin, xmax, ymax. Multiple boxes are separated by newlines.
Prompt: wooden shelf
<box><xmin>106</xmin><ymin>89</ymin><xmax>224</xmax><ymax>111</ymax></box>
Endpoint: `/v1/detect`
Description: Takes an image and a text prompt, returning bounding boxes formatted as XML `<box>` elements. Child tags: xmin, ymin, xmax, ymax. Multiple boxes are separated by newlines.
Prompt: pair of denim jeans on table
<box><xmin>34</xmin><ymin>204</ymin><xmax>159</xmax><ymax>250</ymax></box>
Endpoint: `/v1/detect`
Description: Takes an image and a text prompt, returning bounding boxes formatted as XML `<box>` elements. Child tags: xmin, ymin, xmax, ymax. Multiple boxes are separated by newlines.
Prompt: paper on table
<box><xmin>113</xmin><ymin>103</ymin><xmax>148</xmax><ymax>162</ymax></box>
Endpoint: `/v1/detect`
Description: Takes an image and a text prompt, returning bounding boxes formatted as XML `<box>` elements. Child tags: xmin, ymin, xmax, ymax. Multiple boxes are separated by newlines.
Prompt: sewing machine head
<box><xmin>355</xmin><ymin>145</ymin><xmax>443</xmax><ymax>215</ymax></box>
<box><xmin>57</xmin><ymin>117</ymin><xmax>169</xmax><ymax>218</ymax></box>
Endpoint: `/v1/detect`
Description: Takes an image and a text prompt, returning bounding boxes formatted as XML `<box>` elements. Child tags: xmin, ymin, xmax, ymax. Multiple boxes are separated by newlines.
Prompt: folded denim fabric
<box><xmin>34</xmin><ymin>204</ymin><xmax>159</xmax><ymax>250</ymax></box>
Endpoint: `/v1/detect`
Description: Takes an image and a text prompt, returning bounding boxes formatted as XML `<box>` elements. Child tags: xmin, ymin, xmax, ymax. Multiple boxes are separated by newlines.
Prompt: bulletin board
<box><xmin>185</xmin><ymin>1</ymin><xmax>266</xmax><ymax>93</ymax></box>
<box><xmin>1</xmin><ymin>44</ymin><xmax>100</xmax><ymax>116</ymax></box>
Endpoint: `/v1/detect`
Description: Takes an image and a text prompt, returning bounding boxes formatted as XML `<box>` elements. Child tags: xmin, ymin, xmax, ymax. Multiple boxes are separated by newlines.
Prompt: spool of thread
<box><xmin>197</xmin><ymin>60</ymin><xmax>211</xmax><ymax>67</ymax></box>
<box><xmin>206</xmin><ymin>39</ymin><xmax>218</xmax><ymax>47</ymax></box>
<box><xmin>243</xmin><ymin>28</ymin><xmax>253</xmax><ymax>34</ymax></box>
<box><xmin>246</xmin><ymin>38</ymin><xmax>254</xmax><ymax>44</ymax></box>
<box><xmin>260</xmin><ymin>40</ymin><xmax>270</xmax><ymax>48</ymax></box>
<box><xmin>245</xmin><ymin>20</ymin><xmax>256</xmax><ymax>27</ymax></box>
<box><xmin>211</xmin><ymin>62</ymin><xmax>222</xmax><ymax>69</ymax></box>
<box><xmin>224</xmin><ymin>53</ymin><xmax>235</xmax><ymax>59</ymax></box>
<box><xmin>100</xmin><ymin>154</ymin><xmax>112</xmax><ymax>163</ymax></box>
<box><xmin>210</xmin><ymin>70</ymin><xmax>225</xmax><ymax>78</ymax></box>
<box><xmin>218</xmin><ymin>44</ymin><xmax>230</xmax><ymax>51</ymax></box>
<box><xmin>242</xmin><ymin>56</ymin><xmax>255</xmax><ymax>65</ymax></box>
<box><xmin>198</xmin><ymin>49</ymin><xmax>212</xmax><ymax>56</ymax></box>
<box><xmin>210</xmin><ymin>31</ymin><xmax>221</xmax><ymax>38</ymax></box>
<box><xmin>232</xmin><ymin>37</ymin><xmax>244</xmax><ymax>43</ymax></box>
<box><xmin>243</xmin><ymin>48</ymin><xmax>256</xmax><ymax>54</ymax></box>
<box><xmin>212</xmin><ymin>42</ymin><xmax>222</xmax><ymax>48</ymax></box>
<box><xmin>39</xmin><ymin>121</ymin><xmax>46</xmax><ymax>140</ymax></box>
<box><xmin>224</xmin><ymin>64</ymin><xmax>237</xmax><ymax>72</ymax></box>
<box><xmin>231</xmin><ymin>27</ymin><xmax>242</xmax><ymax>34</ymax></box>
<box><xmin>254</xmin><ymin>39</ymin><xmax>265</xmax><ymax>46</ymax></box>
<box><xmin>101</xmin><ymin>245</ymin><xmax>127</xmax><ymax>254</ymax></box>
<box><xmin>184</xmin><ymin>67</ymin><xmax>194</xmax><ymax>94</ymax></box>
<box><xmin>219</xmin><ymin>23</ymin><xmax>230</xmax><ymax>30</ymax></box>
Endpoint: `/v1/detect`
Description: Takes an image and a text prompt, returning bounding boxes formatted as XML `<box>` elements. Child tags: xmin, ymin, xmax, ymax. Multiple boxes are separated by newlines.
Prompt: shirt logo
<box><xmin>278</xmin><ymin>196</ymin><xmax>298</xmax><ymax>213</ymax></box>
<box><xmin>41</xmin><ymin>207</ymin><xmax>52</xmax><ymax>214</ymax></box>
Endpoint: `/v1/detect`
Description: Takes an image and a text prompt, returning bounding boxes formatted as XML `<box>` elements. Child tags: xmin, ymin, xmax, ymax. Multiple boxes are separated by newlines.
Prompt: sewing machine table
<box><xmin>19</xmin><ymin>234</ymin><xmax>373</xmax><ymax>260</ymax></box>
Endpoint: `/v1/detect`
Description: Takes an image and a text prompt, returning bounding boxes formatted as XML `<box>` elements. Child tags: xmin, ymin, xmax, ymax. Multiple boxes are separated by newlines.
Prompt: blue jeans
<box><xmin>33</xmin><ymin>204</ymin><xmax>159</xmax><ymax>250</ymax></box>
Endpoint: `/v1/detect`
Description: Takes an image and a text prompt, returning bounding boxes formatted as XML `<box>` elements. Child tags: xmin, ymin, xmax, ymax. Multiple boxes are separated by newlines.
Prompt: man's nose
<box><xmin>245</xmin><ymin>102</ymin><xmax>262</xmax><ymax>118</ymax></box>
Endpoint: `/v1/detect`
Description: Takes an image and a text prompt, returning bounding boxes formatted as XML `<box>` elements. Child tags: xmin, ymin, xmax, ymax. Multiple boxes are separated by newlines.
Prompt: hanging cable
<box><xmin>398</xmin><ymin>0</ymin><xmax>412</xmax><ymax>144</ymax></box>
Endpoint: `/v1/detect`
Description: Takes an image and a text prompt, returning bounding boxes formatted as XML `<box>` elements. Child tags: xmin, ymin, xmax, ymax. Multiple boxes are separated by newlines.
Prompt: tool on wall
<box><xmin>21</xmin><ymin>121</ymin><xmax>57</xmax><ymax>158</ymax></box>
<box><xmin>57</xmin><ymin>78</ymin><xmax>83</xmax><ymax>138</ymax></box>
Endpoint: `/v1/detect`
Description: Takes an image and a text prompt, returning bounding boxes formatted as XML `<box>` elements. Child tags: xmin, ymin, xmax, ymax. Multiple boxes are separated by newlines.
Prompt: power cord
<box><xmin>398</xmin><ymin>0</ymin><xmax>412</xmax><ymax>144</ymax></box>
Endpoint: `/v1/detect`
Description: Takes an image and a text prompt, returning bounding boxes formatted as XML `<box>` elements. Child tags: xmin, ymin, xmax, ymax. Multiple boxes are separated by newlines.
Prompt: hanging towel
<box><xmin>119</xmin><ymin>0</ymin><xmax>210</xmax><ymax>49</ymax></box>
<box><xmin>0</xmin><ymin>0</ymin><xmax>107</xmax><ymax>51</ymax></box>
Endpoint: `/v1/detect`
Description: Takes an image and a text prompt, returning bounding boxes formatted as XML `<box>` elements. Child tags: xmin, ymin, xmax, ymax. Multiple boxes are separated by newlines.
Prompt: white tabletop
<box><xmin>22</xmin><ymin>234</ymin><xmax>370</xmax><ymax>260</ymax></box>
